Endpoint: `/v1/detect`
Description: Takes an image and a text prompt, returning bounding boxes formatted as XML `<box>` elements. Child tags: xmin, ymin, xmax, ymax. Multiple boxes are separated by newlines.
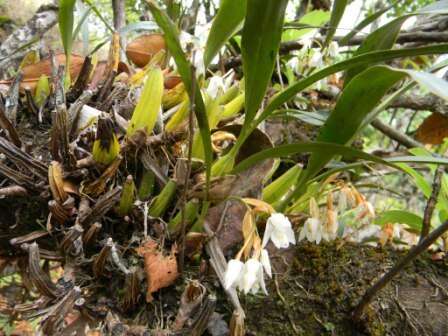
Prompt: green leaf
<box><xmin>127</xmin><ymin>67</ymin><xmax>164</xmax><ymax>136</ymax></box>
<box><xmin>306</xmin><ymin>65</ymin><xmax>448</xmax><ymax>183</ymax></box>
<box><xmin>395</xmin><ymin>163</ymin><xmax>431</xmax><ymax>198</ymax></box>
<box><xmin>344</xmin><ymin>16</ymin><xmax>409</xmax><ymax>84</ymax></box>
<box><xmin>271</xmin><ymin>109</ymin><xmax>327</xmax><ymax>126</ymax></box>
<box><xmin>255</xmin><ymin>44</ymin><xmax>448</xmax><ymax>128</ymax></box>
<box><xmin>242</xmin><ymin>0</ymin><xmax>288</xmax><ymax>127</ymax></box>
<box><xmin>59</xmin><ymin>0</ymin><xmax>76</xmax><ymax>57</ymax></box>
<box><xmin>232</xmin><ymin>142</ymin><xmax>394</xmax><ymax>174</ymax></box>
<box><xmin>306</xmin><ymin>66</ymin><xmax>407</xmax><ymax>180</ymax></box>
<box><xmin>345</xmin><ymin>0</ymin><xmax>448</xmax><ymax>84</ymax></box>
<box><xmin>324</xmin><ymin>0</ymin><xmax>348</xmax><ymax>46</ymax></box>
<box><xmin>282</xmin><ymin>10</ymin><xmax>330</xmax><ymax>42</ymax></box>
<box><xmin>339</xmin><ymin>2</ymin><xmax>395</xmax><ymax>45</ymax></box>
<box><xmin>147</xmin><ymin>1</ymin><xmax>213</xmax><ymax>190</ymax></box>
<box><xmin>72</xmin><ymin>6</ymin><xmax>92</xmax><ymax>43</ymax></box>
<box><xmin>83</xmin><ymin>0</ymin><xmax>114</xmax><ymax>33</ymax></box>
<box><xmin>314</xmin><ymin>156</ymin><xmax>448</xmax><ymax>184</ymax></box>
<box><xmin>119</xmin><ymin>21</ymin><xmax>158</xmax><ymax>34</ymax></box>
<box><xmin>263</xmin><ymin>165</ymin><xmax>302</xmax><ymax>204</ymax></box>
<box><xmin>375</xmin><ymin>210</ymin><xmax>423</xmax><ymax>232</ymax></box>
<box><xmin>404</xmin><ymin>70</ymin><xmax>448</xmax><ymax>101</ymax></box>
<box><xmin>204</xmin><ymin>0</ymin><xmax>247</xmax><ymax>67</ymax></box>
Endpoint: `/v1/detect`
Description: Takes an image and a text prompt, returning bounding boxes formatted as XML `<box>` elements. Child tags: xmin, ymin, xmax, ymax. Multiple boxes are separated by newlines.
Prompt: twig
<box><xmin>420</xmin><ymin>165</ymin><xmax>443</xmax><ymax>240</ymax></box>
<box><xmin>179</xmin><ymin>65</ymin><xmax>196</xmax><ymax>273</ymax></box>
<box><xmin>67</xmin><ymin>56</ymin><xmax>93</xmax><ymax>102</ymax></box>
<box><xmin>4</xmin><ymin>72</ymin><xmax>22</xmax><ymax>125</ymax></box>
<box><xmin>0</xmin><ymin>101</ymin><xmax>21</xmax><ymax>147</ymax></box>
<box><xmin>370</xmin><ymin>118</ymin><xmax>422</xmax><ymax>149</ymax></box>
<box><xmin>342</xmin><ymin>31</ymin><xmax>448</xmax><ymax>46</ymax></box>
<box><xmin>211</xmin><ymin>30</ymin><xmax>448</xmax><ymax>71</ymax></box>
<box><xmin>352</xmin><ymin>219</ymin><xmax>448</xmax><ymax>320</ymax></box>
<box><xmin>203</xmin><ymin>220</ymin><xmax>245</xmax><ymax>317</ymax></box>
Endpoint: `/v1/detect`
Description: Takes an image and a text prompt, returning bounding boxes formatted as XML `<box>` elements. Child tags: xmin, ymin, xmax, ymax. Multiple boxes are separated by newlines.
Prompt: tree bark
<box><xmin>0</xmin><ymin>4</ymin><xmax>58</xmax><ymax>78</ymax></box>
<box><xmin>112</xmin><ymin>0</ymin><xmax>126</xmax><ymax>59</ymax></box>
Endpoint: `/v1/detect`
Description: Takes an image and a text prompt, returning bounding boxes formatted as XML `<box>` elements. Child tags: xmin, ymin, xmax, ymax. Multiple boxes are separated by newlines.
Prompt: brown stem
<box><xmin>420</xmin><ymin>165</ymin><xmax>444</xmax><ymax>240</ymax></box>
<box><xmin>352</xmin><ymin>219</ymin><xmax>448</xmax><ymax>320</ymax></box>
<box><xmin>178</xmin><ymin>66</ymin><xmax>196</xmax><ymax>273</ymax></box>
<box><xmin>370</xmin><ymin>118</ymin><xmax>421</xmax><ymax>149</ymax></box>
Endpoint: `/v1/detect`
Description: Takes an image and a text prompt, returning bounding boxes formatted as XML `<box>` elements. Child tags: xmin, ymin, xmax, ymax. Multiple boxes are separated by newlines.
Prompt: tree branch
<box><xmin>212</xmin><ymin>29</ymin><xmax>448</xmax><ymax>72</ymax></box>
<box><xmin>0</xmin><ymin>5</ymin><xmax>58</xmax><ymax>77</ymax></box>
<box><xmin>389</xmin><ymin>94</ymin><xmax>448</xmax><ymax>115</ymax></box>
<box><xmin>370</xmin><ymin>119</ymin><xmax>421</xmax><ymax>149</ymax></box>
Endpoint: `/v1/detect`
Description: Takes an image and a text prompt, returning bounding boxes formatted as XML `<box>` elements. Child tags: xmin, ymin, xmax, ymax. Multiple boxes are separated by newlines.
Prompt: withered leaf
<box><xmin>48</xmin><ymin>161</ymin><xmax>68</xmax><ymax>203</ymax></box>
<box><xmin>126</xmin><ymin>34</ymin><xmax>166</xmax><ymax>68</ymax></box>
<box><xmin>241</xmin><ymin>210</ymin><xmax>255</xmax><ymax>259</ymax></box>
<box><xmin>137</xmin><ymin>240</ymin><xmax>178</xmax><ymax>302</ymax></box>
<box><xmin>416</xmin><ymin>112</ymin><xmax>448</xmax><ymax>145</ymax></box>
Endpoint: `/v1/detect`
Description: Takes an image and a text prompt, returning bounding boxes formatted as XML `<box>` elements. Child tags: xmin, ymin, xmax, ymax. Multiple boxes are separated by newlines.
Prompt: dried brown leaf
<box><xmin>416</xmin><ymin>112</ymin><xmax>448</xmax><ymax>145</ymax></box>
<box><xmin>137</xmin><ymin>240</ymin><xmax>178</xmax><ymax>302</ymax></box>
<box><xmin>126</xmin><ymin>34</ymin><xmax>166</xmax><ymax>67</ymax></box>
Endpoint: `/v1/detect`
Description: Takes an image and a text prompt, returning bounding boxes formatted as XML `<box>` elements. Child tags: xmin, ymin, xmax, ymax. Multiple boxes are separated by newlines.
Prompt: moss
<box><xmin>243</xmin><ymin>241</ymin><xmax>448</xmax><ymax>335</ymax></box>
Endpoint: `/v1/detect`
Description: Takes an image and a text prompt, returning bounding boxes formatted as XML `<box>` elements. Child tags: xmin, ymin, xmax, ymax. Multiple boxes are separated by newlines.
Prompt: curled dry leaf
<box><xmin>173</xmin><ymin>281</ymin><xmax>206</xmax><ymax>331</ymax></box>
<box><xmin>136</xmin><ymin>240</ymin><xmax>178</xmax><ymax>302</ymax></box>
<box><xmin>164</xmin><ymin>75</ymin><xmax>182</xmax><ymax>90</ymax></box>
<box><xmin>48</xmin><ymin>161</ymin><xmax>68</xmax><ymax>203</ymax></box>
<box><xmin>415</xmin><ymin>112</ymin><xmax>448</xmax><ymax>145</ymax></box>
<box><xmin>241</xmin><ymin>210</ymin><xmax>255</xmax><ymax>259</ymax></box>
<box><xmin>0</xmin><ymin>54</ymin><xmax>84</xmax><ymax>93</ymax></box>
<box><xmin>242</xmin><ymin>198</ymin><xmax>275</xmax><ymax>214</ymax></box>
<box><xmin>126</xmin><ymin>34</ymin><xmax>166</xmax><ymax>68</ymax></box>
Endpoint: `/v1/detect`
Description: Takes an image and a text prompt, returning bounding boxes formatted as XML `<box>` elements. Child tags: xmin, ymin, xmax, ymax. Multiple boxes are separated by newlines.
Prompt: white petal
<box><xmin>262</xmin><ymin>221</ymin><xmax>274</xmax><ymax>248</ymax></box>
<box><xmin>258</xmin><ymin>266</ymin><xmax>268</xmax><ymax>295</ymax></box>
<box><xmin>285</xmin><ymin>226</ymin><xmax>296</xmax><ymax>245</ymax></box>
<box><xmin>260</xmin><ymin>249</ymin><xmax>272</xmax><ymax>278</ymax></box>
<box><xmin>315</xmin><ymin>229</ymin><xmax>322</xmax><ymax>244</ymax></box>
<box><xmin>271</xmin><ymin>230</ymin><xmax>287</xmax><ymax>249</ymax></box>
<box><xmin>298</xmin><ymin>227</ymin><xmax>306</xmax><ymax>241</ymax></box>
<box><xmin>224</xmin><ymin>259</ymin><xmax>244</xmax><ymax>289</ymax></box>
<box><xmin>242</xmin><ymin>259</ymin><xmax>260</xmax><ymax>294</ymax></box>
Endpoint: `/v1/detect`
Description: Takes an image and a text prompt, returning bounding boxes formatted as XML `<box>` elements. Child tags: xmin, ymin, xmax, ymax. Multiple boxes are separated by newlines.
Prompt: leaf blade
<box><xmin>242</xmin><ymin>0</ymin><xmax>288</xmax><ymax>126</ymax></box>
<box><xmin>146</xmin><ymin>1</ymin><xmax>213</xmax><ymax>188</ymax></box>
<box><xmin>204</xmin><ymin>0</ymin><xmax>247</xmax><ymax>67</ymax></box>
<box><xmin>324</xmin><ymin>0</ymin><xmax>348</xmax><ymax>46</ymax></box>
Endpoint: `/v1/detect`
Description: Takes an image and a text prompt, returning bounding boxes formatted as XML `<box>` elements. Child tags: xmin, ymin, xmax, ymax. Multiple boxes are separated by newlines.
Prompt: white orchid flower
<box><xmin>328</xmin><ymin>41</ymin><xmax>339</xmax><ymax>58</ymax></box>
<box><xmin>309</xmin><ymin>50</ymin><xmax>323</xmax><ymax>68</ymax></box>
<box><xmin>224</xmin><ymin>259</ymin><xmax>244</xmax><ymax>290</ymax></box>
<box><xmin>262</xmin><ymin>213</ymin><xmax>296</xmax><ymax>249</ymax></box>
<box><xmin>240</xmin><ymin>258</ymin><xmax>267</xmax><ymax>295</ymax></box>
<box><xmin>299</xmin><ymin>217</ymin><xmax>323</xmax><ymax>244</ymax></box>
<box><xmin>322</xmin><ymin>209</ymin><xmax>338</xmax><ymax>241</ymax></box>
<box><xmin>206</xmin><ymin>76</ymin><xmax>226</xmax><ymax>99</ymax></box>
<box><xmin>356</xmin><ymin>200</ymin><xmax>376</xmax><ymax>220</ymax></box>
<box><xmin>260</xmin><ymin>249</ymin><xmax>272</xmax><ymax>278</ymax></box>
<box><xmin>287</xmin><ymin>56</ymin><xmax>299</xmax><ymax>71</ymax></box>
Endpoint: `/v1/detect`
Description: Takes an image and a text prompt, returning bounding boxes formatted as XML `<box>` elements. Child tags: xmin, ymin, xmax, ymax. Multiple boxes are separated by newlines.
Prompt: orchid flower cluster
<box><xmin>298</xmin><ymin>182</ymin><xmax>379</xmax><ymax>245</ymax></box>
<box><xmin>286</xmin><ymin>36</ymin><xmax>340</xmax><ymax>91</ymax></box>
<box><xmin>224</xmin><ymin>199</ymin><xmax>296</xmax><ymax>295</ymax></box>
<box><xmin>299</xmin><ymin>192</ymin><xmax>339</xmax><ymax>244</ymax></box>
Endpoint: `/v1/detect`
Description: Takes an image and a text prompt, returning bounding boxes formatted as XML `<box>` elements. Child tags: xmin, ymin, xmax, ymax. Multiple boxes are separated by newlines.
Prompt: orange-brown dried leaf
<box><xmin>137</xmin><ymin>240</ymin><xmax>179</xmax><ymax>302</ymax></box>
<box><xmin>242</xmin><ymin>198</ymin><xmax>275</xmax><ymax>214</ymax></box>
<box><xmin>49</xmin><ymin>161</ymin><xmax>68</xmax><ymax>203</ymax></box>
<box><xmin>1</xmin><ymin>54</ymin><xmax>84</xmax><ymax>92</ymax></box>
<box><xmin>416</xmin><ymin>112</ymin><xmax>448</xmax><ymax>145</ymax></box>
<box><xmin>126</xmin><ymin>34</ymin><xmax>166</xmax><ymax>68</ymax></box>
<box><xmin>83</xmin><ymin>158</ymin><xmax>122</xmax><ymax>197</ymax></box>
<box><xmin>241</xmin><ymin>210</ymin><xmax>255</xmax><ymax>259</ymax></box>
